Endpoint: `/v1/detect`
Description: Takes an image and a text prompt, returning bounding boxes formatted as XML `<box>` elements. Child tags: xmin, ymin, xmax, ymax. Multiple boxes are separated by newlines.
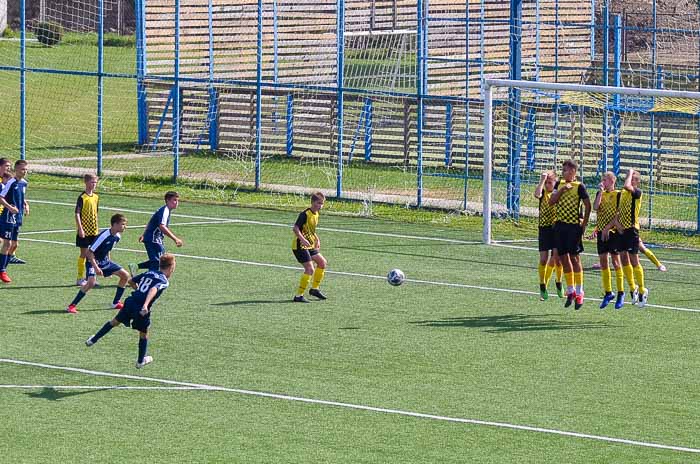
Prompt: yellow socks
<box><xmin>556</xmin><ymin>264</ymin><xmax>563</xmax><ymax>283</ymax></box>
<box><xmin>622</xmin><ymin>264</ymin><xmax>636</xmax><ymax>292</ymax></box>
<box><xmin>77</xmin><ymin>257</ymin><xmax>86</xmax><ymax>280</ymax></box>
<box><xmin>633</xmin><ymin>264</ymin><xmax>646</xmax><ymax>293</ymax></box>
<box><xmin>544</xmin><ymin>264</ymin><xmax>555</xmax><ymax>285</ymax></box>
<box><xmin>538</xmin><ymin>263</ymin><xmax>547</xmax><ymax>285</ymax></box>
<box><xmin>296</xmin><ymin>273</ymin><xmax>311</xmax><ymax>296</ymax></box>
<box><xmin>564</xmin><ymin>271</ymin><xmax>574</xmax><ymax>293</ymax></box>
<box><xmin>615</xmin><ymin>268</ymin><xmax>624</xmax><ymax>293</ymax></box>
<box><xmin>643</xmin><ymin>248</ymin><xmax>662</xmax><ymax>268</ymax></box>
<box><xmin>574</xmin><ymin>271</ymin><xmax>584</xmax><ymax>294</ymax></box>
<box><xmin>312</xmin><ymin>267</ymin><xmax>325</xmax><ymax>289</ymax></box>
<box><xmin>601</xmin><ymin>268</ymin><xmax>612</xmax><ymax>293</ymax></box>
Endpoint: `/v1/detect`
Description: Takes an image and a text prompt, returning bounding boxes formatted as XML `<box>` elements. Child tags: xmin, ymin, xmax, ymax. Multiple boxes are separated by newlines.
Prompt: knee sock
<box><xmin>564</xmin><ymin>272</ymin><xmax>575</xmax><ymax>293</ymax></box>
<box><xmin>544</xmin><ymin>264</ymin><xmax>555</xmax><ymax>285</ymax></box>
<box><xmin>615</xmin><ymin>268</ymin><xmax>624</xmax><ymax>294</ymax></box>
<box><xmin>601</xmin><ymin>268</ymin><xmax>612</xmax><ymax>294</ymax></box>
<box><xmin>623</xmin><ymin>264</ymin><xmax>636</xmax><ymax>292</ymax></box>
<box><xmin>113</xmin><ymin>287</ymin><xmax>126</xmax><ymax>305</ymax></box>
<box><xmin>633</xmin><ymin>264</ymin><xmax>646</xmax><ymax>293</ymax></box>
<box><xmin>574</xmin><ymin>271</ymin><xmax>584</xmax><ymax>295</ymax></box>
<box><xmin>0</xmin><ymin>254</ymin><xmax>9</xmax><ymax>272</ymax></box>
<box><xmin>77</xmin><ymin>257</ymin><xmax>86</xmax><ymax>280</ymax></box>
<box><xmin>538</xmin><ymin>263</ymin><xmax>546</xmax><ymax>285</ymax></box>
<box><xmin>643</xmin><ymin>248</ymin><xmax>662</xmax><ymax>268</ymax></box>
<box><xmin>92</xmin><ymin>321</ymin><xmax>114</xmax><ymax>343</ymax></box>
<box><xmin>70</xmin><ymin>290</ymin><xmax>87</xmax><ymax>307</ymax></box>
<box><xmin>296</xmin><ymin>273</ymin><xmax>311</xmax><ymax>296</ymax></box>
<box><xmin>311</xmin><ymin>267</ymin><xmax>325</xmax><ymax>289</ymax></box>
<box><xmin>137</xmin><ymin>338</ymin><xmax>149</xmax><ymax>364</ymax></box>
<box><xmin>556</xmin><ymin>264</ymin><xmax>564</xmax><ymax>283</ymax></box>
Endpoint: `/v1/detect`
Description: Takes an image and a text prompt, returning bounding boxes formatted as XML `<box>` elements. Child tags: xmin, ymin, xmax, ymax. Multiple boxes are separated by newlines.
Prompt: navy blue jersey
<box><xmin>0</xmin><ymin>178</ymin><xmax>28</xmax><ymax>226</ymax></box>
<box><xmin>126</xmin><ymin>271</ymin><xmax>170</xmax><ymax>309</ymax></box>
<box><xmin>89</xmin><ymin>228</ymin><xmax>121</xmax><ymax>262</ymax></box>
<box><xmin>143</xmin><ymin>205</ymin><xmax>171</xmax><ymax>245</ymax></box>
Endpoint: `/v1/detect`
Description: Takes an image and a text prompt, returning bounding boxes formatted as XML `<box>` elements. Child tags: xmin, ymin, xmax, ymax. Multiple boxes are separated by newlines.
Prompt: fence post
<box><xmin>364</xmin><ymin>98</ymin><xmax>373</xmax><ymax>161</ymax></box>
<box><xmin>136</xmin><ymin>0</ymin><xmax>149</xmax><ymax>146</ymax></box>
<box><xmin>335</xmin><ymin>0</ymin><xmax>346</xmax><ymax>198</ymax></box>
<box><xmin>255</xmin><ymin>0</ymin><xmax>263</xmax><ymax>189</ymax></box>
<box><xmin>445</xmin><ymin>103</ymin><xmax>453</xmax><ymax>166</ymax></box>
<box><xmin>506</xmin><ymin>0</ymin><xmax>523</xmax><ymax>219</ymax></box>
<box><xmin>97</xmin><ymin>0</ymin><xmax>104</xmax><ymax>176</ymax></box>
<box><xmin>611</xmin><ymin>14</ymin><xmax>622</xmax><ymax>176</ymax></box>
<box><xmin>286</xmin><ymin>94</ymin><xmax>294</xmax><ymax>157</ymax></box>
<box><xmin>173</xmin><ymin>0</ymin><xmax>181</xmax><ymax>182</ymax></box>
<box><xmin>19</xmin><ymin>0</ymin><xmax>26</xmax><ymax>160</ymax></box>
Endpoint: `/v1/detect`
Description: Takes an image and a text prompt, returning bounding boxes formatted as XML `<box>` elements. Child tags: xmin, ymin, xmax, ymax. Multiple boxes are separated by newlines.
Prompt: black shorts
<box><xmin>596</xmin><ymin>231</ymin><xmax>619</xmax><ymax>255</ymax></box>
<box><xmin>293</xmin><ymin>248</ymin><xmax>319</xmax><ymax>264</ymax></box>
<box><xmin>115</xmin><ymin>304</ymin><xmax>151</xmax><ymax>332</ymax></box>
<box><xmin>617</xmin><ymin>228</ymin><xmax>640</xmax><ymax>254</ymax></box>
<box><xmin>554</xmin><ymin>222</ymin><xmax>583</xmax><ymax>256</ymax></box>
<box><xmin>538</xmin><ymin>226</ymin><xmax>556</xmax><ymax>252</ymax></box>
<box><xmin>76</xmin><ymin>234</ymin><xmax>98</xmax><ymax>248</ymax></box>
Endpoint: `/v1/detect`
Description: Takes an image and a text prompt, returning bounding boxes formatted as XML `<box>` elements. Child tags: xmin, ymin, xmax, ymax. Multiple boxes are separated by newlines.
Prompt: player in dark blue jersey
<box><xmin>66</xmin><ymin>214</ymin><xmax>130</xmax><ymax>313</ymax></box>
<box><xmin>0</xmin><ymin>160</ymin><xmax>30</xmax><ymax>284</ymax></box>
<box><xmin>130</xmin><ymin>191</ymin><xmax>183</xmax><ymax>273</ymax></box>
<box><xmin>85</xmin><ymin>253</ymin><xmax>176</xmax><ymax>369</ymax></box>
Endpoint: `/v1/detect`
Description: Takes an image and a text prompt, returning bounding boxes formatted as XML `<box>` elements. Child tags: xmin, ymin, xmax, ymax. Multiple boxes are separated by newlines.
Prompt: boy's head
<box><xmin>165</xmin><ymin>191</ymin><xmax>180</xmax><ymax>210</ymax></box>
<box><xmin>110</xmin><ymin>213</ymin><xmax>128</xmax><ymax>232</ymax></box>
<box><xmin>561</xmin><ymin>160</ymin><xmax>578</xmax><ymax>182</ymax></box>
<box><xmin>544</xmin><ymin>170</ymin><xmax>557</xmax><ymax>192</ymax></box>
<box><xmin>159</xmin><ymin>253</ymin><xmax>176</xmax><ymax>275</ymax></box>
<box><xmin>310</xmin><ymin>191</ymin><xmax>325</xmax><ymax>212</ymax></box>
<box><xmin>0</xmin><ymin>158</ymin><xmax>11</xmax><ymax>176</ymax></box>
<box><xmin>628</xmin><ymin>169</ymin><xmax>641</xmax><ymax>187</ymax></box>
<box><xmin>84</xmin><ymin>174</ymin><xmax>98</xmax><ymax>191</ymax></box>
<box><xmin>13</xmin><ymin>160</ymin><xmax>28</xmax><ymax>179</ymax></box>
<box><xmin>602</xmin><ymin>171</ymin><xmax>616</xmax><ymax>190</ymax></box>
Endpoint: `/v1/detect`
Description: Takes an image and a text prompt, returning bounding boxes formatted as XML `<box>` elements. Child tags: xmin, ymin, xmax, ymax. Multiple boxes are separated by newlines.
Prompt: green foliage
<box><xmin>34</xmin><ymin>22</ymin><xmax>63</xmax><ymax>46</ymax></box>
<box><xmin>2</xmin><ymin>28</ymin><xmax>20</xmax><ymax>39</ymax></box>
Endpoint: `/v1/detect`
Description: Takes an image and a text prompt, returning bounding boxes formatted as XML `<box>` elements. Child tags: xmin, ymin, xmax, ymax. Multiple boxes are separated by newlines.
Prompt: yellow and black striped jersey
<box><xmin>75</xmin><ymin>191</ymin><xmax>99</xmax><ymax>236</ymax></box>
<box><xmin>618</xmin><ymin>188</ymin><xmax>642</xmax><ymax>230</ymax></box>
<box><xmin>595</xmin><ymin>189</ymin><xmax>619</xmax><ymax>232</ymax></box>
<box><xmin>292</xmin><ymin>208</ymin><xmax>319</xmax><ymax>250</ymax></box>
<box><xmin>538</xmin><ymin>190</ymin><xmax>557</xmax><ymax>227</ymax></box>
<box><xmin>554</xmin><ymin>180</ymin><xmax>589</xmax><ymax>224</ymax></box>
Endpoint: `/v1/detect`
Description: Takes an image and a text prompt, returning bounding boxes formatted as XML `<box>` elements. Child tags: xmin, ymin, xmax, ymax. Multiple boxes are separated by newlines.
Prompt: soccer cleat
<box><xmin>293</xmin><ymin>295</ymin><xmax>310</xmax><ymax>303</ymax></box>
<box><xmin>66</xmin><ymin>304</ymin><xmax>78</xmax><ymax>314</ymax></box>
<box><xmin>76</xmin><ymin>278</ymin><xmax>87</xmax><ymax>286</ymax></box>
<box><xmin>85</xmin><ymin>337</ymin><xmax>95</xmax><ymax>347</ymax></box>
<box><xmin>539</xmin><ymin>289</ymin><xmax>549</xmax><ymax>301</ymax></box>
<box><xmin>631</xmin><ymin>287</ymin><xmax>640</xmax><ymax>305</ymax></box>
<box><xmin>128</xmin><ymin>263</ymin><xmax>138</xmax><ymax>277</ymax></box>
<box><xmin>564</xmin><ymin>291</ymin><xmax>576</xmax><ymax>308</ymax></box>
<box><xmin>0</xmin><ymin>272</ymin><xmax>11</xmax><ymax>283</ymax></box>
<box><xmin>135</xmin><ymin>355</ymin><xmax>153</xmax><ymax>369</ymax></box>
<box><xmin>638</xmin><ymin>289</ymin><xmax>649</xmax><ymax>308</ymax></box>
<box><xmin>658</xmin><ymin>264</ymin><xmax>667</xmax><ymax>272</ymax></box>
<box><xmin>574</xmin><ymin>291</ymin><xmax>585</xmax><ymax>310</ymax></box>
<box><xmin>599</xmin><ymin>292</ymin><xmax>615</xmax><ymax>309</ymax></box>
<box><xmin>614</xmin><ymin>292</ymin><xmax>625</xmax><ymax>310</ymax></box>
<box><xmin>9</xmin><ymin>255</ymin><xmax>25</xmax><ymax>264</ymax></box>
<box><xmin>309</xmin><ymin>288</ymin><xmax>327</xmax><ymax>300</ymax></box>
<box><xmin>111</xmin><ymin>301</ymin><xmax>124</xmax><ymax>310</ymax></box>
<box><xmin>555</xmin><ymin>282</ymin><xmax>564</xmax><ymax>298</ymax></box>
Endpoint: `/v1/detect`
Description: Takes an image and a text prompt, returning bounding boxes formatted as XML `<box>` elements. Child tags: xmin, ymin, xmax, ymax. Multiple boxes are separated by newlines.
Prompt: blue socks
<box><xmin>113</xmin><ymin>287</ymin><xmax>125</xmax><ymax>305</ymax></box>
<box><xmin>92</xmin><ymin>321</ymin><xmax>114</xmax><ymax>343</ymax></box>
<box><xmin>138</xmin><ymin>338</ymin><xmax>149</xmax><ymax>364</ymax></box>
<box><xmin>0</xmin><ymin>254</ymin><xmax>9</xmax><ymax>272</ymax></box>
<box><xmin>70</xmin><ymin>290</ymin><xmax>87</xmax><ymax>307</ymax></box>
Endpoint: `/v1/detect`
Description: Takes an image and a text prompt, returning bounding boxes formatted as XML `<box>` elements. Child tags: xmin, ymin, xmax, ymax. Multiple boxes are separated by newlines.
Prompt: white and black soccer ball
<box><xmin>387</xmin><ymin>268</ymin><xmax>405</xmax><ymax>286</ymax></box>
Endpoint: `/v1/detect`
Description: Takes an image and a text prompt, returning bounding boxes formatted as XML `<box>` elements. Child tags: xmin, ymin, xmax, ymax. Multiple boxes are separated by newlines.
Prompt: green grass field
<box><xmin>2</xmin><ymin>186</ymin><xmax>700</xmax><ymax>462</ymax></box>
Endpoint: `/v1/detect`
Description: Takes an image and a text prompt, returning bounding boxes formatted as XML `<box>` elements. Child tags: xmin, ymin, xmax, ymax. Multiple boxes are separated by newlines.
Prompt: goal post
<box><xmin>483</xmin><ymin>79</ymin><xmax>700</xmax><ymax>244</ymax></box>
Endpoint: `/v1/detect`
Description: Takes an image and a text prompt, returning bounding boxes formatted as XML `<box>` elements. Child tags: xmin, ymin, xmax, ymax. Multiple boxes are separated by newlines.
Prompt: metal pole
<box><xmin>416</xmin><ymin>0</ymin><xmax>425</xmax><ymax>206</ymax></box>
<box><xmin>173</xmin><ymin>0</ymin><xmax>180</xmax><ymax>182</ymax></box>
<box><xmin>463</xmin><ymin>2</ymin><xmax>470</xmax><ymax>210</ymax></box>
<box><xmin>136</xmin><ymin>0</ymin><xmax>148</xmax><ymax>146</ymax></box>
<box><xmin>506</xmin><ymin>0</ymin><xmax>522</xmax><ymax>218</ymax></box>
<box><xmin>483</xmin><ymin>84</ymin><xmax>493</xmax><ymax>244</ymax></box>
<box><xmin>19</xmin><ymin>0</ymin><xmax>25</xmax><ymax>160</ymax></box>
<box><xmin>600</xmin><ymin>0</ymin><xmax>609</xmax><ymax>174</ymax></box>
<box><xmin>97</xmin><ymin>0</ymin><xmax>104</xmax><ymax>176</ymax></box>
<box><xmin>207</xmin><ymin>0</ymin><xmax>218</xmax><ymax>150</ymax></box>
<box><xmin>335</xmin><ymin>0</ymin><xmax>345</xmax><ymax>198</ymax></box>
<box><xmin>255</xmin><ymin>0</ymin><xmax>263</xmax><ymax>189</ymax></box>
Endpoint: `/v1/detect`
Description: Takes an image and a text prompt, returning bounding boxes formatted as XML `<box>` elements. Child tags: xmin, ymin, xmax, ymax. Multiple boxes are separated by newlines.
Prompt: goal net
<box><xmin>482</xmin><ymin>79</ymin><xmax>700</xmax><ymax>244</ymax></box>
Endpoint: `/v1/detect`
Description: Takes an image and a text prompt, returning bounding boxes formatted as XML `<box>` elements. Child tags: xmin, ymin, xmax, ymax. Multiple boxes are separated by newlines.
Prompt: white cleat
<box><xmin>631</xmin><ymin>287</ymin><xmax>640</xmax><ymax>305</ymax></box>
<box><xmin>76</xmin><ymin>279</ymin><xmax>87</xmax><ymax>286</ymax></box>
<box><xmin>85</xmin><ymin>337</ymin><xmax>95</xmax><ymax>347</ymax></box>
<box><xmin>658</xmin><ymin>264</ymin><xmax>667</xmax><ymax>272</ymax></box>
<box><xmin>136</xmin><ymin>355</ymin><xmax>153</xmax><ymax>369</ymax></box>
<box><xmin>638</xmin><ymin>289</ymin><xmax>649</xmax><ymax>308</ymax></box>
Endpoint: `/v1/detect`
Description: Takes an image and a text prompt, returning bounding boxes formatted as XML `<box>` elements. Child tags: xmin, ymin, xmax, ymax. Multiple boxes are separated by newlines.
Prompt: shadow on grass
<box><xmin>26</xmin><ymin>387</ymin><xmax>105</xmax><ymax>401</ymax></box>
<box><xmin>2</xmin><ymin>284</ymin><xmax>77</xmax><ymax>290</ymax></box>
<box><xmin>211</xmin><ymin>299</ymin><xmax>293</xmax><ymax>306</ymax></box>
<box><xmin>410</xmin><ymin>313</ymin><xmax>617</xmax><ymax>333</ymax></box>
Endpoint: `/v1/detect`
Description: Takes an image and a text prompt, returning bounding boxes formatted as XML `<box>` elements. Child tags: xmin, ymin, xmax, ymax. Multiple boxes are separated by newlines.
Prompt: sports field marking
<box><xmin>23</xmin><ymin>237</ymin><xmax>700</xmax><ymax>313</ymax></box>
<box><xmin>0</xmin><ymin>384</ymin><xmax>211</xmax><ymax>391</ymax></box>
<box><xmin>494</xmin><ymin>242</ymin><xmax>700</xmax><ymax>269</ymax></box>
<box><xmin>31</xmin><ymin>200</ymin><xmax>700</xmax><ymax>267</ymax></box>
<box><xmin>1</xmin><ymin>358</ymin><xmax>698</xmax><ymax>455</ymax></box>
<box><xmin>22</xmin><ymin>220</ymin><xmax>236</xmax><ymax>236</ymax></box>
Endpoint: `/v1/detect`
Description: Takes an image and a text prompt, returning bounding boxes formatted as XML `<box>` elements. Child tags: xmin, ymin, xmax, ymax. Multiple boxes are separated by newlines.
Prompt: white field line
<box><xmin>23</xmin><ymin>237</ymin><xmax>700</xmax><ymax>314</ymax></box>
<box><xmin>30</xmin><ymin>199</ymin><xmax>484</xmax><ymax>245</ymax></box>
<box><xmin>493</xmin><ymin>243</ymin><xmax>700</xmax><ymax>269</ymax></box>
<box><xmin>21</xmin><ymin>220</ymin><xmax>236</xmax><ymax>236</ymax></box>
<box><xmin>0</xmin><ymin>384</ymin><xmax>210</xmax><ymax>391</ymax></box>
<box><xmin>1</xmin><ymin>358</ymin><xmax>698</xmax><ymax>455</ymax></box>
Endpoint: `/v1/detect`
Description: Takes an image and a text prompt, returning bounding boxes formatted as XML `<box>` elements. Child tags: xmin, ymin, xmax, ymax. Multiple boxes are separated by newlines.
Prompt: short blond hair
<box><xmin>311</xmin><ymin>191</ymin><xmax>325</xmax><ymax>203</ymax></box>
<box><xmin>159</xmin><ymin>253</ymin><xmax>176</xmax><ymax>270</ymax></box>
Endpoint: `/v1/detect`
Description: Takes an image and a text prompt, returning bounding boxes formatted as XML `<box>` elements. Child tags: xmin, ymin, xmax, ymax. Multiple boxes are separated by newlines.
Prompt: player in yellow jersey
<box><xmin>534</xmin><ymin>170</ymin><xmax>563</xmax><ymax>300</ymax></box>
<box><xmin>611</xmin><ymin>168</ymin><xmax>648</xmax><ymax>307</ymax></box>
<box><xmin>594</xmin><ymin>172</ymin><xmax>625</xmax><ymax>309</ymax></box>
<box><xmin>292</xmin><ymin>191</ymin><xmax>328</xmax><ymax>303</ymax></box>
<box><xmin>75</xmin><ymin>174</ymin><xmax>100</xmax><ymax>286</ymax></box>
<box><xmin>549</xmin><ymin>160</ymin><xmax>591</xmax><ymax>310</ymax></box>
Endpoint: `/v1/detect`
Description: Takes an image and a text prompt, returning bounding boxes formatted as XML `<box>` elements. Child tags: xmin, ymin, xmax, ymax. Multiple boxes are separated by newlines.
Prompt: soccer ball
<box><xmin>387</xmin><ymin>269</ymin><xmax>405</xmax><ymax>286</ymax></box>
